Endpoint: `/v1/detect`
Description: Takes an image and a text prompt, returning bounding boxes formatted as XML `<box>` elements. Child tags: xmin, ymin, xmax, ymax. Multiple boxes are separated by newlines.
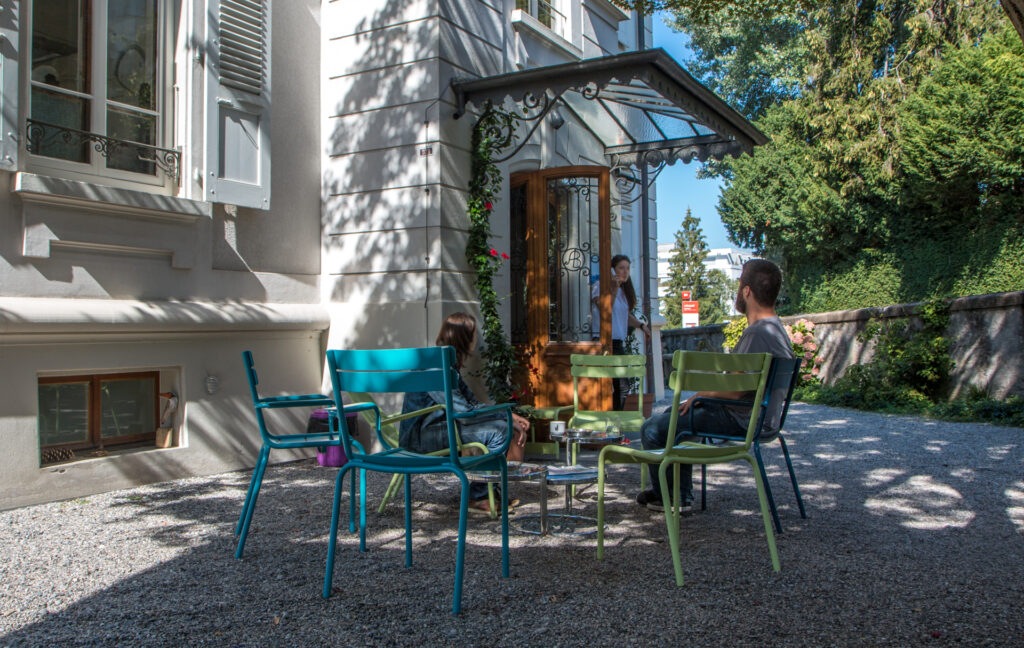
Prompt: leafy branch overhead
<box><xmin>660</xmin><ymin>1</ymin><xmax>1021</xmax><ymax>313</ymax></box>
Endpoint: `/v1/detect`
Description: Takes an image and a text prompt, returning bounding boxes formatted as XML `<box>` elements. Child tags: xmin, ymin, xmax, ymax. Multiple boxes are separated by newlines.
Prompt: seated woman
<box><xmin>398</xmin><ymin>312</ymin><xmax>530</xmax><ymax>511</ymax></box>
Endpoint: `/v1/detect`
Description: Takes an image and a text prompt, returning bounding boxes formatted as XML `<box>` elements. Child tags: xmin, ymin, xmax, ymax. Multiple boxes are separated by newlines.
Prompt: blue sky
<box><xmin>650</xmin><ymin>14</ymin><xmax>739</xmax><ymax>251</ymax></box>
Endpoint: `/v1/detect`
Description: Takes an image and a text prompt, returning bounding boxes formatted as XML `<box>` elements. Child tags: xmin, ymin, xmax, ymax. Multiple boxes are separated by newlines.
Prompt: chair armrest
<box><xmin>452</xmin><ymin>403</ymin><xmax>515</xmax><ymax>419</ymax></box>
<box><xmin>690</xmin><ymin>396</ymin><xmax>753</xmax><ymax>409</ymax></box>
<box><xmin>380</xmin><ymin>403</ymin><xmax>445</xmax><ymax>426</ymax></box>
<box><xmin>257</xmin><ymin>394</ymin><xmax>334</xmax><ymax>409</ymax></box>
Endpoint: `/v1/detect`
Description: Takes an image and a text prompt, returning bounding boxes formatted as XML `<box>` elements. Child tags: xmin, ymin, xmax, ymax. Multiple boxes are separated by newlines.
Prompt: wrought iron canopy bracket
<box><xmin>26</xmin><ymin>119</ymin><xmax>182</xmax><ymax>185</ymax></box>
<box><xmin>451</xmin><ymin>48</ymin><xmax>767</xmax><ymax>173</ymax></box>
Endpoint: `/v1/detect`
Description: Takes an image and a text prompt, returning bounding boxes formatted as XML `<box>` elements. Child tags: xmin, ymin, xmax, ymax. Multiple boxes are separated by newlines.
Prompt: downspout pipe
<box><xmin>636</xmin><ymin>13</ymin><xmax>655</xmax><ymax>392</ymax></box>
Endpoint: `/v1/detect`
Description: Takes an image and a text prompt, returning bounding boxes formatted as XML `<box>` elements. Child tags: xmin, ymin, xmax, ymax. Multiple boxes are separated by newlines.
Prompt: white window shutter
<box><xmin>205</xmin><ymin>0</ymin><xmax>271</xmax><ymax>209</ymax></box>
<box><xmin>0</xmin><ymin>1</ymin><xmax>19</xmax><ymax>171</ymax></box>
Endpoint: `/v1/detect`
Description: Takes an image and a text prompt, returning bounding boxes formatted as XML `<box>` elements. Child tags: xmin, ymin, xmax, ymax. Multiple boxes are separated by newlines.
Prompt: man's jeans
<box><xmin>640</xmin><ymin>401</ymin><xmax>744</xmax><ymax>502</ymax></box>
<box><xmin>405</xmin><ymin>416</ymin><xmax>508</xmax><ymax>501</ymax></box>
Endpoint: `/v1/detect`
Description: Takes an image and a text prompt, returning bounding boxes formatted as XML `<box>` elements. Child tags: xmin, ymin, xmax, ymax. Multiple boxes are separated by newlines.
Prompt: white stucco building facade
<box><xmin>0</xmin><ymin>0</ymin><xmax>762</xmax><ymax>508</ymax></box>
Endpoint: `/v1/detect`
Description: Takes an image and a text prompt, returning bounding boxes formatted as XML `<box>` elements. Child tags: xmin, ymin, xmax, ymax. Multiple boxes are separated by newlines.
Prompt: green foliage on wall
<box><xmin>467</xmin><ymin>105</ymin><xmax>519</xmax><ymax>402</ymax></box>
<box><xmin>797</xmin><ymin>299</ymin><xmax>952</xmax><ymax>410</ymax></box>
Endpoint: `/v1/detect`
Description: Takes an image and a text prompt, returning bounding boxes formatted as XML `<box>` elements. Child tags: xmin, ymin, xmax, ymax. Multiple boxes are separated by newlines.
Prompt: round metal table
<box><xmin>468</xmin><ymin>462</ymin><xmax>549</xmax><ymax>534</ymax></box>
<box><xmin>536</xmin><ymin>428</ymin><xmax>625</xmax><ymax>535</ymax></box>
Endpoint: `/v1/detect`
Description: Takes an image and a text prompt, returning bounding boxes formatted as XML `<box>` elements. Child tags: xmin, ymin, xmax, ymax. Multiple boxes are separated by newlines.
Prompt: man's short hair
<box><xmin>740</xmin><ymin>259</ymin><xmax>783</xmax><ymax>308</ymax></box>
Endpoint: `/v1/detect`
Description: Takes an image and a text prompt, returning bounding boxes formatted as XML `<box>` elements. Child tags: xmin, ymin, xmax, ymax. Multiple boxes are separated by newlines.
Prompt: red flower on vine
<box><xmin>484</xmin><ymin>201</ymin><xmax>493</xmax><ymax>211</ymax></box>
<box><xmin>490</xmin><ymin>248</ymin><xmax>498</xmax><ymax>256</ymax></box>
<box><xmin>501</xmin><ymin>252</ymin><xmax>510</xmax><ymax>260</ymax></box>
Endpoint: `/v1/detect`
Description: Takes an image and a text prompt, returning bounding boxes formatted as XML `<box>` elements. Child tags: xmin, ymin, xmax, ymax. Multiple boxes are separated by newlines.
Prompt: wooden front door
<box><xmin>509</xmin><ymin>167</ymin><xmax>612</xmax><ymax>411</ymax></box>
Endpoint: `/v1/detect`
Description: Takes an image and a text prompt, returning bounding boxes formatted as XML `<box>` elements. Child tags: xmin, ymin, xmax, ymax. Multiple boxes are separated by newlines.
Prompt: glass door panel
<box><xmin>546</xmin><ymin>176</ymin><xmax>601</xmax><ymax>343</ymax></box>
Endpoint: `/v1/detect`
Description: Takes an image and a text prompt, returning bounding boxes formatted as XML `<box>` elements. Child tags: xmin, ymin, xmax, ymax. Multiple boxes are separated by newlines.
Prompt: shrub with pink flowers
<box><xmin>784</xmin><ymin>319</ymin><xmax>821</xmax><ymax>383</ymax></box>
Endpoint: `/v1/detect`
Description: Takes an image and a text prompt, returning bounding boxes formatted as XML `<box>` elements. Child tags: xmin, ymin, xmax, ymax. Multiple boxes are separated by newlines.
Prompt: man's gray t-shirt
<box><xmin>727</xmin><ymin>316</ymin><xmax>795</xmax><ymax>435</ymax></box>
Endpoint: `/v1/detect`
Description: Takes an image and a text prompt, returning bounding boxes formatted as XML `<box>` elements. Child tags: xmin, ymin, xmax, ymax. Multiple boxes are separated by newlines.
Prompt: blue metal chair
<box><xmin>695</xmin><ymin>357</ymin><xmax>806</xmax><ymax>533</ymax></box>
<box><xmin>236</xmin><ymin>350</ymin><xmax>374</xmax><ymax>559</ymax></box>
<box><xmin>322</xmin><ymin>346</ymin><xmax>514</xmax><ymax>614</ymax></box>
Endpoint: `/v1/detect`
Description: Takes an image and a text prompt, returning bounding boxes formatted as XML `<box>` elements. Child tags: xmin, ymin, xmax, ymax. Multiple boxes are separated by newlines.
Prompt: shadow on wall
<box><xmin>322</xmin><ymin>1</ymin><xmax>480</xmax><ymax>351</ymax></box>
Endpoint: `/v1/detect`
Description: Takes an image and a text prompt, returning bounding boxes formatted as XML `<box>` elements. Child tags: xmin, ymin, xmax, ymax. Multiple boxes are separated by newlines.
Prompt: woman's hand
<box><xmin>512</xmin><ymin>413</ymin><xmax>530</xmax><ymax>436</ymax></box>
<box><xmin>640</xmin><ymin>323</ymin><xmax>651</xmax><ymax>339</ymax></box>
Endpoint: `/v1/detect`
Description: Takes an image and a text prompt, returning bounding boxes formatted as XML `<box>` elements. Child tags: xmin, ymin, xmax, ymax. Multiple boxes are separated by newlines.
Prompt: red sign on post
<box><xmin>680</xmin><ymin>290</ymin><xmax>692</xmax><ymax>300</ymax></box>
<box><xmin>682</xmin><ymin>300</ymin><xmax>699</xmax><ymax>327</ymax></box>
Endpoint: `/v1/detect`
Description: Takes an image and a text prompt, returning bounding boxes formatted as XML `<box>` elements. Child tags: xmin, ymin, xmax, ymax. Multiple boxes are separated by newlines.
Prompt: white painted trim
<box><xmin>0</xmin><ymin>298</ymin><xmax>330</xmax><ymax>334</ymax></box>
<box><xmin>583</xmin><ymin>0</ymin><xmax>630</xmax><ymax>22</ymax></box>
<box><xmin>14</xmin><ymin>172</ymin><xmax>211</xmax><ymax>222</ymax></box>
<box><xmin>511</xmin><ymin>9</ymin><xmax>583</xmax><ymax>60</ymax></box>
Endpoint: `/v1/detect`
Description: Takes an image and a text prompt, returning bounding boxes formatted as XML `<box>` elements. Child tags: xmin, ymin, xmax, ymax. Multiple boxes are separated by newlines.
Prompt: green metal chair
<box><xmin>596</xmin><ymin>350</ymin><xmax>779</xmax><ymax>586</ymax></box>
<box><xmin>322</xmin><ymin>347</ymin><xmax>514</xmax><ymax>614</ymax></box>
<box><xmin>345</xmin><ymin>392</ymin><xmax>497</xmax><ymax>517</ymax></box>
<box><xmin>540</xmin><ymin>354</ymin><xmax>648</xmax><ymax>490</ymax></box>
<box><xmin>695</xmin><ymin>357</ymin><xmax>806</xmax><ymax>534</ymax></box>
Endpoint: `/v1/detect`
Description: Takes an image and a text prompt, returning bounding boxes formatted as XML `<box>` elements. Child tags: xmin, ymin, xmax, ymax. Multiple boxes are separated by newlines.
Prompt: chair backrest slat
<box><xmin>568</xmin><ymin>353</ymin><xmax>647</xmax><ymax>426</ymax></box>
<box><xmin>571</xmin><ymin>365</ymin><xmax>646</xmax><ymax>379</ymax></box>
<box><xmin>336</xmin><ymin>368</ymin><xmax>449</xmax><ymax>395</ymax></box>
<box><xmin>569</xmin><ymin>354</ymin><xmax>646</xmax><ymax>368</ymax></box>
<box><xmin>326</xmin><ymin>347</ymin><xmax>461</xmax><ymax>462</ymax></box>
<box><xmin>666</xmin><ymin>350</ymin><xmax>772</xmax><ymax>449</ymax></box>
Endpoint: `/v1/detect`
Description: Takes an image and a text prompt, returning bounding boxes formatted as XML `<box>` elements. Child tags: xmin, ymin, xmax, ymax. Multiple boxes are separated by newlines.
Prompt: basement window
<box><xmin>38</xmin><ymin>371</ymin><xmax>160</xmax><ymax>465</ymax></box>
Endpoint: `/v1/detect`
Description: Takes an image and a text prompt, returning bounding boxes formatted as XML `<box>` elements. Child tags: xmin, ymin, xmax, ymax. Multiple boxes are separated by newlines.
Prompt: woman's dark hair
<box><xmin>610</xmin><ymin>254</ymin><xmax>637</xmax><ymax>311</ymax></box>
<box><xmin>435</xmin><ymin>312</ymin><xmax>477</xmax><ymax>369</ymax></box>
<box><xmin>739</xmin><ymin>259</ymin><xmax>783</xmax><ymax>308</ymax></box>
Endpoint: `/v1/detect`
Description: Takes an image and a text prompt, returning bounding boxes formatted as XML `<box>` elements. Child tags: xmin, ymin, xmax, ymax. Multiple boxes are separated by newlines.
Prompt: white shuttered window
<box><xmin>204</xmin><ymin>0</ymin><xmax>271</xmax><ymax>209</ymax></box>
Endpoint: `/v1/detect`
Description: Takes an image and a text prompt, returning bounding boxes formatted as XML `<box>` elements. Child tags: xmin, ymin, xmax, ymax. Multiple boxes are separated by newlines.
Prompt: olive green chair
<box><xmin>346</xmin><ymin>392</ymin><xmax>497</xmax><ymax>517</ymax></box>
<box><xmin>596</xmin><ymin>350</ymin><xmax>779</xmax><ymax>586</ymax></box>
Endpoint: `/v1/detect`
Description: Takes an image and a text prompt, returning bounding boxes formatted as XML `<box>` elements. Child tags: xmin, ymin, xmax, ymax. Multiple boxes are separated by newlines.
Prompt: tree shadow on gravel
<box><xmin>3</xmin><ymin>405</ymin><xmax>1024</xmax><ymax>646</ymax></box>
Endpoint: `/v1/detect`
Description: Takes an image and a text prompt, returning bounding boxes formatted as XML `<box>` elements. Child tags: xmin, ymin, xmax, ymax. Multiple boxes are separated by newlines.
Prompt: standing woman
<box><xmin>399</xmin><ymin>312</ymin><xmax>531</xmax><ymax>511</ymax></box>
<box><xmin>590</xmin><ymin>254</ymin><xmax>651</xmax><ymax>410</ymax></box>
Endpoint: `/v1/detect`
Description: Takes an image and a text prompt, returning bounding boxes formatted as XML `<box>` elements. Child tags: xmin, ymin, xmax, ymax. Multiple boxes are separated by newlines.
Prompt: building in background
<box><xmin>656</xmin><ymin>244</ymin><xmax>757</xmax><ymax>317</ymax></box>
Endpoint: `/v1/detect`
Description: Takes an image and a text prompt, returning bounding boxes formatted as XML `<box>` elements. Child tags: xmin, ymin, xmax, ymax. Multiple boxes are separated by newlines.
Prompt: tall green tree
<box><xmin>661</xmin><ymin>208</ymin><xmax>708</xmax><ymax>327</ymax></box>
<box><xmin>701</xmin><ymin>269</ymin><xmax>737</xmax><ymax>326</ymax></box>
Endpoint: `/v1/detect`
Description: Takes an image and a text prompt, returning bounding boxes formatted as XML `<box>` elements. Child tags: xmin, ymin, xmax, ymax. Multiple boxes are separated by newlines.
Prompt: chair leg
<box><xmin>754</xmin><ymin>443</ymin><xmax>783</xmax><ymax>534</ymax></box>
<box><xmin>597</xmin><ymin>456</ymin><xmax>607</xmax><ymax>559</ymax></box>
<box><xmin>778</xmin><ymin>436</ymin><xmax>807</xmax><ymax>518</ymax></box>
<box><xmin>358</xmin><ymin>468</ymin><xmax>368</xmax><ymax>552</ymax></box>
<box><xmin>700</xmin><ymin>463</ymin><xmax>708</xmax><ymax>511</ymax></box>
<box><xmin>500</xmin><ymin>461</ymin><xmax>509</xmax><ymax>579</ymax></box>
<box><xmin>235</xmin><ymin>446</ymin><xmax>265</xmax><ymax>535</ymax></box>
<box><xmin>487</xmin><ymin>483</ymin><xmax>497</xmax><ymax>520</ymax></box>
<box><xmin>659</xmin><ymin>462</ymin><xmax>685</xmax><ymax>586</ymax></box>
<box><xmin>323</xmin><ymin>464</ymin><xmax>351</xmax><ymax>598</ymax></box>
<box><xmin>639</xmin><ymin>463</ymin><xmax>647</xmax><ymax>490</ymax></box>
<box><xmin>378</xmin><ymin>473</ymin><xmax>404</xmax><ymax>514</ymax></box>
<box><xmin>747</xmin><ymin>454</ymin><xmax>781</xmax><ymax>572</ymax></box>
<box><xmin>348</xmin><ymin>468</ymin><xmax>358</xmax><ymax>534</ymax></box>
<box><xmin>235</xmin><ymin>446</ymin><xmax>270</xmax><ymax>559</ymax></box>
<box><xmin>452</xmin><ymin>470</ymin><xmax>470</xmax><ymax>615</ymax></box>
<box><xmin>672</xmin><ymin>464</ymin><xmax>680</xmax><ymax>517</ymax></box>
<box><xmin>404</xmin><ymin>473</ymin><xmax>413</xmax><ymax>567</ymax></box>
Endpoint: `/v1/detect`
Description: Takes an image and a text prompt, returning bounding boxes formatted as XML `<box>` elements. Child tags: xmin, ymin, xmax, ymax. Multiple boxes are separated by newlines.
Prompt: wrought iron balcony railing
<box><xmin>26</xmin><ymin>119</ymin><xmax>181</xmax><ymax>185</ymax></box>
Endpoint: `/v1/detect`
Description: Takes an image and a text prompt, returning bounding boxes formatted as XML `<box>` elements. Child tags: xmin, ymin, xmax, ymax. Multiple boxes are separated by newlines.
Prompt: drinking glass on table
<box><xmin>605</xmin><ymin>423</ymin><xmax>620</xmax><ymax>439</ymax></box>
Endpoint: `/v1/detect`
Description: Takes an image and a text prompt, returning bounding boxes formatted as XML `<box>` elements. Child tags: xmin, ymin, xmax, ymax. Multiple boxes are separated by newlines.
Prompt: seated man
<box><xmin>636</xmin><ymin>259</ymin><xmax>796</xmax><ymax>512</ymax></box>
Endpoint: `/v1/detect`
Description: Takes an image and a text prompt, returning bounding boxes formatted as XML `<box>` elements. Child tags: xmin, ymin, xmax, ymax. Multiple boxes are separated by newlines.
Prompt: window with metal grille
<box><xmin>38</xmin><ymin>371</ymin><xmax>160</xmax><ymax>466</ymax></box>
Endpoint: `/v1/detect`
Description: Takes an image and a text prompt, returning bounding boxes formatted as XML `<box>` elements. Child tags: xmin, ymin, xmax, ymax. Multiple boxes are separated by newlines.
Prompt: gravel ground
<box><xmin>2</xmin><ymin>401</ymin><xmax>1023</xmax><ymax>647</ymax></box>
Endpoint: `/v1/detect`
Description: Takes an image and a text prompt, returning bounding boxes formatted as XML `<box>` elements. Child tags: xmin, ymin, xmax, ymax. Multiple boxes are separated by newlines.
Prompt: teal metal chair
<box><xmin>695</xmin><ymin>357</ymin><xmax>806</xmax><ymax>533</ymax></box>
<box><xmin>322</xmin><ymin>347</ymin><xmax>514</xmax><ymax>614</ymax></box>
<box><xmin>236</xmin><ymin>350</ymin><xmax>374</xmax><ymax>559</ymax></box>
<box><xmin>596</xmin><ymin>350</ymin><xmax>778</xmax><ymax>586</ymax></box>
<box><xmin>345</xmin><ymin>392</ymin><xmax>496</xmax><ymax>517</ymax></box>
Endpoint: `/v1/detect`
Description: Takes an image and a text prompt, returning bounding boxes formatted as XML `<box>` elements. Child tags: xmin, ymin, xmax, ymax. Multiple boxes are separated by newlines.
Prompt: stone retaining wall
<box><xmin>659</xmin><ymin>291</ymin><xmax>1024</xmax><ymax>399</ymax></box>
